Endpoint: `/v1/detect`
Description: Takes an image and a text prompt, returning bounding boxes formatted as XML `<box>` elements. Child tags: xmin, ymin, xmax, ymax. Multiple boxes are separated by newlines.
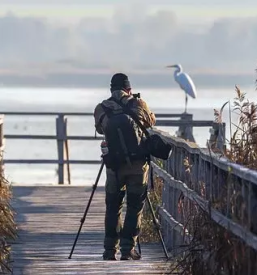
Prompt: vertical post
<box><xmin>64</xmin><ymin>118</ymin><xmax>71</xmax><ymax>185</ymax></box>
<box><xmin>248</xmin><ymin>182</ymin><xmax>252</xmax><ymax>275</ymax></box>
<box><xmin>0</xmin><ymin>115</ymin><xmax>4</xmax><ymax>175</ymax></box>
<box><xmin>167</xmin><ymin>158</ymin><xmax>173</xmax><ymax>251</ymax></box>
<box><xmin>0</xmin><ymin>115</ymin><xmax>3</xmax><ymax>148</ymax></box>
<box><xmin>209</xmin><ymin>122</ymin><xmax>218</xmax><ymax>150</ymax></box>
<box><xmin>56</xmin><ymin>114</ymin><xmax>65</xmax><ymax>185</ymax></box>
<box><xmin>217</xmin><ymin>122</ymin><xmax>226</xmax><ymax>152</ymax></box>
<box><xmin>209</xmin><ymin>122</ymin><xmax>226</xmax><ymax>152</ymax></box>
<box><xmin>176</xmin><ymin>113</ymin><xmax>195</xmax><ymax>143</ymax></box>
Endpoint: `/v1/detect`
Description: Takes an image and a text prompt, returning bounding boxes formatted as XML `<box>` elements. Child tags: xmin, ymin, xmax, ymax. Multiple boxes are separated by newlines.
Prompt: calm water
<box><xmin>0</xmin><ymin>85</ymin><xmax>255</xmax><ymax>185</ymax></box>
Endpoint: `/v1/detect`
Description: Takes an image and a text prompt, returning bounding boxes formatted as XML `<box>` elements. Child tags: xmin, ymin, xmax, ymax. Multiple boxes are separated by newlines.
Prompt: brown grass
<box><xmin>0</xmin><ymin>169</ymin><xmax>17</xmax><ymax>273</ymax></box>
<box><xmin>168</xmin><ymin>85</ymin><xmax>257</xmax><ymax>274</ymax></box>
<box><xmin>140</xmin><ymin>159</ymin><xmax>164</xmax><ymax>243</ymax></box>
<box><xmin>140</xmin><ymin>174</ymin><xmax>164</xmax><ymax>242</ymax></box>
<box><xmin>224</xmin><ymin>86</ymin><xmax>257</xmax><ymax>169</ymax></box>
<box><xmin>141</xmin><ymin>85</ymin><xmax>257</xmax><ymax>274</ymax></box>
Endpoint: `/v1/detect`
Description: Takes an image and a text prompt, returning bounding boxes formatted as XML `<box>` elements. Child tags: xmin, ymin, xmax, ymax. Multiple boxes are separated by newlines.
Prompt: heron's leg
<box><xmin>185</xmin><ymin>94</ymin><xmax>188</xmax><ymax>113</ymax></box>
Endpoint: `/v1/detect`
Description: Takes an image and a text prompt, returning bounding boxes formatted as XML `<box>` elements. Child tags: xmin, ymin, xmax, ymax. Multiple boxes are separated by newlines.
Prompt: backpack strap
<box><xmin>126</xmin><ymin>97</ymin><xmax>137</xmax><ymax>108</ymax></box>
<box><xmin>99</xmin><ymin>96</ymin><xmax>142</xmax><ymax>131</ymax></box>
<box><xmin>109</xmin><ymin>97</ymin><xmax>150</xmax><ymax>138</ymax></box>
<box><xmin>100</xmin><ymin>103</ymin><xmax>114</xmax><ymax>119</ymax></box>
<box><xmin>110</xmin><ymin>96</ymin><xmax>153</xmax><ymax>185</ymax></box>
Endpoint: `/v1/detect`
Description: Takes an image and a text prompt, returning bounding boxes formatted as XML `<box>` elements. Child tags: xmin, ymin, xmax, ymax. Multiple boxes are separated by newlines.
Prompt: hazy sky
<box><xmin>1</xmin><ymin>0</ymin><xmax>257</xmax><ymax>20</ymax></box>
<box><xmin>0</xmin><ymin>0</ymin><xmax>257</xmax><ymax>73</ymax></box>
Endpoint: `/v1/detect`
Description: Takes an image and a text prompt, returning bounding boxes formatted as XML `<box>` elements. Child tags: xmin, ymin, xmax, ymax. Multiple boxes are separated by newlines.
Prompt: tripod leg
<box><xmin>146</xmin><ymin>194</ymin><xmax>169</xmax><ymax>259</ymax></box>
<box><xmin>68</xmin><ymin>161</ymin><xmax>105</xmax><ymax>259</ymax></box>
<box><xmin>137</xmin><ymin>235</ymin><xmax>141</xmax><ymax>255</ymax></box>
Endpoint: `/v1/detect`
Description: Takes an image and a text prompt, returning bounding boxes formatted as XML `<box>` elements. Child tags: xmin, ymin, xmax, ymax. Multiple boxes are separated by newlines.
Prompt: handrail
<box><xmin>2</xmin><ymin>113</ymin><xmax>103</xmax><ymax>184</ymax></box>
<box><xmin>3</xmin><ymin>111</ymin><xmax>256</xmax><ymax>271</ymax></box>
<box><xmin>149</xmin><ymin>127</ymin><xmax>257</xmax><ymax>260</ymax></box>
<box><xmin>150</xmin><ymin>128</ymin><xmax>257</xmax><ymax>186</ymax></box>
<box><xmin>0</xmin><ymin>111</ymin><xmax>192</xmax><ymax>117</ymax></box>
<box><xmin>2</xmin><ymin>112</ymin><xmax>224</xmax><ymax>185</ymax></box>
<box><xmin>4</xmin><ymin>135</ymin><xmax>103</xmax><ymax>140</ymax></box>
<box><xmin>151</xmin><ymin>162</ymin><xmax>257</xmax><ymax>251</ymax></box>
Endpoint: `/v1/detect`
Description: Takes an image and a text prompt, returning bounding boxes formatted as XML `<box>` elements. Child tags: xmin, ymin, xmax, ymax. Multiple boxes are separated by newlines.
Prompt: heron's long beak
<box><xmin>166</xmin><ymin>65</ymin><xmax>176</xmax><ymax>68</ymax></box>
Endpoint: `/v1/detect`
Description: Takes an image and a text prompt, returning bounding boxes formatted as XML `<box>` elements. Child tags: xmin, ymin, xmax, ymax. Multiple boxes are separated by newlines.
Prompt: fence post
<box><xmin>64</xmin><ymin>117</ymin><xmax>71</xmax><ymax>185</ymax></box>
<box><xmin>56</xmin><ymin>115</ymin><xmax>66</xmax><ymax>184</ymax></box>
<box><xmin>209</xmin><ymin>122</ymin><xmax>226</xmax><ymax>152</ymax></box>
<box><xmin>176</xmin><ymin>113</ymin><xmax>195</xmax><ymax>142</ymax></box>
<box><xmin>218</xmin><ymin>122</ymin><xmax>226</xmax><ymax>151</ymax></box>
<box><xmin>0</xmin><ymin>115</ymin><xmax>4</xmax><ymax>175</ymax></box>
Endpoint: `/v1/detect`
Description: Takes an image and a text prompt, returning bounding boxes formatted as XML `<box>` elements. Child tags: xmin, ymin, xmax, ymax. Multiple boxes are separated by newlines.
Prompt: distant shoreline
<box><xmin>0</xmin><ymin>72</ymin><xmax>255</xmax><ymax>89</ymax></box>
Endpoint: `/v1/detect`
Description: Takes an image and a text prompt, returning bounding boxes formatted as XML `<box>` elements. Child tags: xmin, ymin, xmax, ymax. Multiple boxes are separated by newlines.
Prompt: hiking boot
<box><xmin>120</xmin><ymin>249</ymin><xmax>141</xmax><ymax>260</ymax></box>
<box><xmin>103</xmin><ymin>250</ymin><xmax>117</xmax><ymax>261</ymax></box>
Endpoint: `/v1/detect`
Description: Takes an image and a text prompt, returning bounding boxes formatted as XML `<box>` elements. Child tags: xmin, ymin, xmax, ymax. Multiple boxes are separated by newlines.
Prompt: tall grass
<box><xmin>224</xmin><ymin>86</ymin><xmax>257</xmax><ymax>169</ymax></box>
<box><xmin>141</xmin><ymin>83</ymin><xmax>257</xmax><ymax>274</ymax></box>
<box><xmin>140</xmin><ymin>172</ymin><xmax>164</xmax><ymax>242</ymax></box>
<box><xmin>140</xmin><ymin>158</ymin><xmax>164</xmax><ymax>242</ymax></box>
<box><xmin>0</xmin><ymin>167</ymin><xmax>17</xmax><ymax>273</ymax></box>
<box><xmin>169</xmin><ymin>85</ymin><xmax>257</xmax><ymax>274</ymax></box>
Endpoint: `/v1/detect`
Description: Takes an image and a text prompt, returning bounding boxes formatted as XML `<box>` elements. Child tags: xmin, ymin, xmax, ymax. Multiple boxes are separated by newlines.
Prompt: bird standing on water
<box><xmin>166</xmin><ymin>64</ymin><xmax>197</xmax><ymax>113</ymax></box>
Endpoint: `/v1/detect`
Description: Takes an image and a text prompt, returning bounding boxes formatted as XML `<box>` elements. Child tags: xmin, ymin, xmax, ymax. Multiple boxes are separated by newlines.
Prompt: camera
<box><xmin>132</xmin><ymin>93</ymin><xmax>140</xmax><ymax>99</ymax></box>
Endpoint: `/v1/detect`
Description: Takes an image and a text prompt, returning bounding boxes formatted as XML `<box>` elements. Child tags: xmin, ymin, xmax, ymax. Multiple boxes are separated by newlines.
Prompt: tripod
<box><xmin>68</xmin><ymin>160</ymin><xmax>169</xmax><ymax>260</ymax></box>
<box><xmin>68</xmin><ymin>160</ymin><xmax>104</xmax><ymax>259</ymax></box>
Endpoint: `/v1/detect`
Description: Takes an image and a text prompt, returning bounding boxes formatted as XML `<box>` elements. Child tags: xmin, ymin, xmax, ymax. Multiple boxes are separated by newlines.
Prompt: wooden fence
<box><xmin>1</xmin><ymin>111</ymin><xmax>224</xmax><ymax>184</ymax></box>
<box><xmin>2</xmin><ymin>111</ymin><xmax>257</xmax><ymax>271</ymax></box>
<box><xmin>0</xmin><ymin>115</ymin><xmax>4</xmax><ymax>173</ymax></box>
<box><xmin>149</xmin><ymin>128</ymin><xmax>257</xmax><ymax>261</ymax></box>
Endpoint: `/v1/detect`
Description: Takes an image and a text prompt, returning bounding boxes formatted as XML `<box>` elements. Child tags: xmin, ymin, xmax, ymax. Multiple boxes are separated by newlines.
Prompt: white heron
<box><xmin>166</xmin><ymin>64</ymin><xmax>197</xmax><ymax>113</ymax></box>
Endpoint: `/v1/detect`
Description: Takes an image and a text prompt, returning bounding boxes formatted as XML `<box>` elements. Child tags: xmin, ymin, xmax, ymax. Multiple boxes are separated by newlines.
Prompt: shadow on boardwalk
<box><xmin>9</xmin><ymin>186</ymin><xmax>171</xmax><ymax>275</ymax></box>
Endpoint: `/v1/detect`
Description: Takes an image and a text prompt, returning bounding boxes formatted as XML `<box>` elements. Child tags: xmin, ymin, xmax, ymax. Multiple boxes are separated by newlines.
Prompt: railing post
<box><xmin>56</xmin><ymin>115</ymin><xmax>66</xmax><ymax>184</ymax></box>
<box><xmin>64</xmin><ymin>117</ymin><xmax>71</xmax><ymax>185</ymax></box>
<box><xmin>209</xmin><ymin>122</ymin><xmax>226</xmax><ymax>152</ymax></box>
<box><xmin>0</xmin><ymin>115</ymin><xmax>4</xmax><ymax>175</ymax></box>
<box><xmin>218</xmin><ymin>122</ymin><xmax>226</xmax><ymax>151</ymax></box>
<box><xmin>176</xmin><ymin>113</ymin><xmax>195</xmax><ymax>142</ymax></box>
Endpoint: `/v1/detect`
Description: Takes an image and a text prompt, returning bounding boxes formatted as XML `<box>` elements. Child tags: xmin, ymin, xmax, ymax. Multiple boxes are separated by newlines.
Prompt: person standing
<box><xmin>94</xmin><ymin>73</ymin><xmax>156</xmax><ymax>260</ymax></box>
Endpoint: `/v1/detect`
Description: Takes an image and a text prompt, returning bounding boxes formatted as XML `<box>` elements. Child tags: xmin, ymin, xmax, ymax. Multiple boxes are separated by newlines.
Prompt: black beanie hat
<box><xmin>110</xmin><ymin>73</ymin><xmax>131</xmax><ymax>92</ymax></box>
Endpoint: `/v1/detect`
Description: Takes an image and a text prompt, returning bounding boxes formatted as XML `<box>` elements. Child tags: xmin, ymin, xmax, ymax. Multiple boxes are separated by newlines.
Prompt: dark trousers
<box><xmin>104</xmin><ymin>163</ymin><xmax>148</xmax><ymax>252</ymax></box>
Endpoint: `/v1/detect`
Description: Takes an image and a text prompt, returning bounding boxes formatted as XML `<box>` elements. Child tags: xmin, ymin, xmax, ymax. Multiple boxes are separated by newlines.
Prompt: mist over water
<box><xmin>0</xmin><ymin>85</ymin><xmax>255</xmax><ymax>185</ymax></box>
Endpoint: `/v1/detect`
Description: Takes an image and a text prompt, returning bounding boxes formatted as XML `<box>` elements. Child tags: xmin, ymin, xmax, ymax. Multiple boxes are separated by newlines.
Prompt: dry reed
<box><xmin>0</xmin><ymin>163</ymin><xmax>17</xmax><ymax>273</ymax></box>
<box><xmin>141</xmin><ymin>85</ymin><xmax>257</xmax><ymax>274</ymax></box>
<box><xmin>169</xmin><ymin>85</ymin><xmax>257</xmax><ymax>274</ymax></box>
<box><xmin>141</xmin><ymin>159</ymin><xmax>164</xmax><ymax>243</ymax></box>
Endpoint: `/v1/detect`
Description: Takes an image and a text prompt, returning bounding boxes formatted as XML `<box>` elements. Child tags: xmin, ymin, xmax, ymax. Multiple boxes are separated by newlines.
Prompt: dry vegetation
<box><xmin>142</xmin><ymin>84</ymin><xmax>257</xmax><ymax>274</ymax></box>
<box><xmin>168</xmin><ymin>86</ymin><xmax>257</xmax><ymax>275</ymax></box>
<box><xmin>140</xmin><ymin>171</ymin><xmax>164</xmax><ymax>243</ymax></box>
<box><xmin>0</xmin><ymin>168</ymin><xmax>17</xmax><ymax>273</ymax></box>
<box><xmin>224</xmin><ymin>86</ymin><xmax>257</xmax><ymax>169</ymax></box>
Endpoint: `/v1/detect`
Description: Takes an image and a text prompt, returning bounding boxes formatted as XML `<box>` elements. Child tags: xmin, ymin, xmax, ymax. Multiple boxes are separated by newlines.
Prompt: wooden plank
<box><xmin>4</xmin><ymin>135</ymin><xmax>103</xmax><ymax>140</ymax></box>
<box><xmin>150</xmin><ymin>128</ymin><xmax>257</xmax><ymax>186</ymax></box>
<box><xmin>0</xmin><ymin>112</ymin><xmax>94</xmax><ymax>116</ymax></box>
<box><xmin>152</xmin><ymin>162</ymin><xmax>257</xmax><ymax>251</ymax></box>
<box><xmin>3</xmin><ymin>159</ymin><xmax>101</xmax><ymax>164</ymax></box>
<box><xmin>9</xmin><ymin>186</ymin><xmax>172</xmax><ymax>275</ymax></box>
<box><xmin>0</xmin><ymin>111</ymin><xmax>184</xmax><ymax>117</ymax></box>
<box><xmin>156</xmin><ymin>120</ymin><xmax>215</xmax><ymax>127</ymax></box>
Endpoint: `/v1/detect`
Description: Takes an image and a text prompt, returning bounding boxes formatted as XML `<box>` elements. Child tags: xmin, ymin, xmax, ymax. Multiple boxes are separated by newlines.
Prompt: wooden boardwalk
<box><xmin>10</xmin><ymin>186</ymin><xmax>172</xmax><ymax>275</ymax></box>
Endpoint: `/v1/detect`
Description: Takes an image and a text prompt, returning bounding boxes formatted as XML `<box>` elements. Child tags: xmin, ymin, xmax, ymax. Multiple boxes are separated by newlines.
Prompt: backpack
<box><xmin>110</xmin><ymin>96</ymin><xmax>173</xmax><ymax>162</ymax></box>
<box><xmin>101</xmin><ymin>97</ymin><xmax>147</xmax><ymax>171</ymax></box>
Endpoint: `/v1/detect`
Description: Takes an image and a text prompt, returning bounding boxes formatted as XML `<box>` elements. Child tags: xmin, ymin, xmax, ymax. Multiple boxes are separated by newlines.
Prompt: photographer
<box><xmin>93</xmin><ymin>73</ymin><xmax>156</xmax><ymax>260</ymax></box>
